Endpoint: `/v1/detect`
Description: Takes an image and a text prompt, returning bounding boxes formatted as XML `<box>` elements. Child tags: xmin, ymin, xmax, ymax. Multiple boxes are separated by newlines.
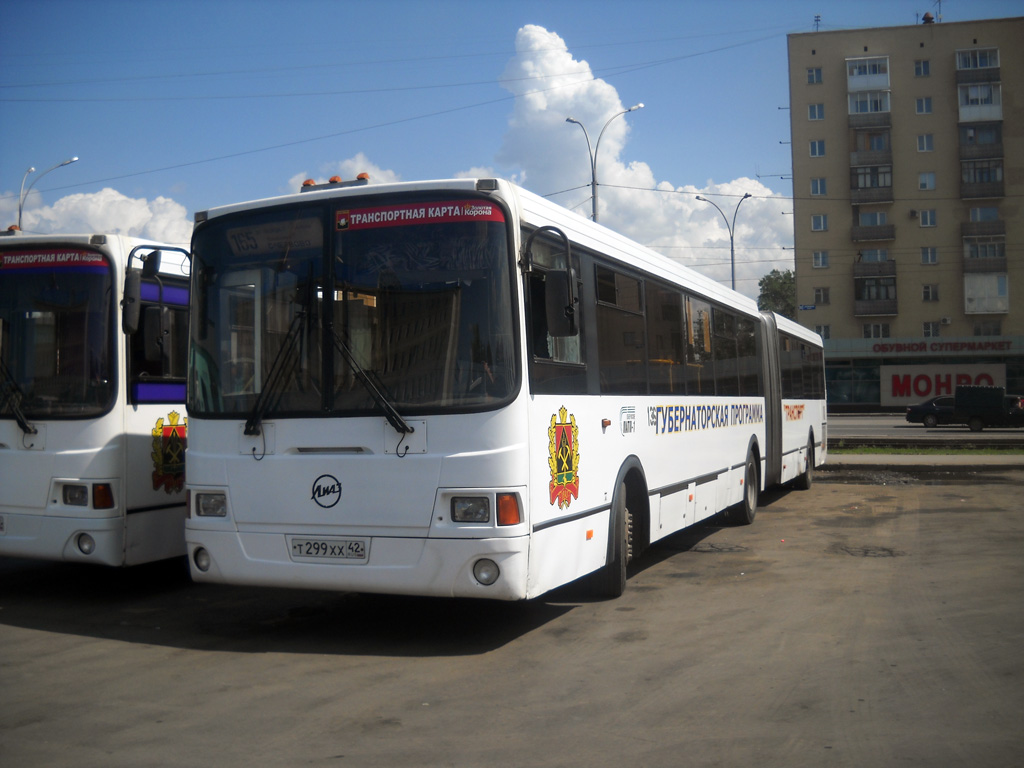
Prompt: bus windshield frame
<box><xmin>188</xmin><ymin>193</ymin><xmax>520</xmax><ymax>420</ymax></box>
<box><xmin>0</xmin><ymin>247</ymin><xmax>117</xmax><ymax>420</ymax></box>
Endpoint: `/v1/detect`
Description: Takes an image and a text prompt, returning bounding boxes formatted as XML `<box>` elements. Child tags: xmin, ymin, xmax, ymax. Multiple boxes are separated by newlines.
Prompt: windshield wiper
<box><xmin>330</xmin><ymin>330</ymin><xmax>413</xmax><ymax>436</ymax></box>
<box><xmin>0</xmin><ymin>357</ymin><xmax>38</xmax><ymax>435</ymax></box>
<box><xmin>243</xmin><ymin>311</ymin><xmax>306</xmax><ymax>436</ymax></box>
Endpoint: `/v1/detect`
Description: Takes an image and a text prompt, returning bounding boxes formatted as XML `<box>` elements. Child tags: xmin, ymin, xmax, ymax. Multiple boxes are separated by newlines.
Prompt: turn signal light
<box><xmin>497</xmin><ymin>493</ymin><xmax>521</xmax><ymax>526</ymax></box>
<box><xmin>93</xmin><ymin>483</ymin><xmax>115</xmax><ymax>509</ymax></box>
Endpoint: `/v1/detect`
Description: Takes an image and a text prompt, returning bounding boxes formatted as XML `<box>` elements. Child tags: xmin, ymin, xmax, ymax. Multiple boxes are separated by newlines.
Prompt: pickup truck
<box><xmin>953</xmin><ymin>385</ymin><xmax>1024</xmax><ymax>431</ymax></box>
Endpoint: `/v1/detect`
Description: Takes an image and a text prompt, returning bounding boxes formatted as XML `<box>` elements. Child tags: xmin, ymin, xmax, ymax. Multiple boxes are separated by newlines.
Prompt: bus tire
<box><xmin>590</xmin><ymin>481</ymin><xmax>632</xmax><ymax>599</ymax></box>
<box><xmin>727</xmin><ymin>450</ymin><xmax>758</xmax><ymax>526</ymax></box>
<box><xmin>795</xmin><ymin>436</ymin><xmax>814</xmax><ymax>490</ymax></box>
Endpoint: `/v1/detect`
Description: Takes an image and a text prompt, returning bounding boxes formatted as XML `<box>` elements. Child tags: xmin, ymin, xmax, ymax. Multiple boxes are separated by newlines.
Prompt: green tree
<box><xmin>757</xmin><ymin>269</ymin><xmax>796</xmax><ymax>319</ymax></box>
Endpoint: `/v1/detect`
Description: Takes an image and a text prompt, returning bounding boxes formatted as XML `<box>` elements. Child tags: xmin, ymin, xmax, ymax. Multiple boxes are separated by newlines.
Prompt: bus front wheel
<box><xmin>590</xmin><ymin>481</ymin><xmax>632</xmax><ymax>598</ymax></box>
<box><xmin>726</xmin><ymin>450</ymin><xmax>758</xmax><ymax>526</ymax></box>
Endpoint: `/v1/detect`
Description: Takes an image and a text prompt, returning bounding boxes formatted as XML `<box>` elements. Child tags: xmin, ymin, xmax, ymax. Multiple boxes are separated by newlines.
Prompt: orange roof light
<box><xmin>301</xmin><ymin>179</ymin><xmax>316</xmax><ymax>187</ymax></box>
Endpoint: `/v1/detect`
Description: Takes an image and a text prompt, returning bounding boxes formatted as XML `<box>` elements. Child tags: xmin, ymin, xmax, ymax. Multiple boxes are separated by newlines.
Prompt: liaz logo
<box><xmin>311</xmin><ymin>474</ymin><xmax>342</xmax><ymax>508</ymax></box>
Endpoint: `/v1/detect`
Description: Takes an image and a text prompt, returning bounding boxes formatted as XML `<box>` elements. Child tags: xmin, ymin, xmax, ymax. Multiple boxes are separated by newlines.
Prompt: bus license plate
<box><xmin>288</xmin><ymin>536</ymin><xmax>368</xmax><ymax>564</ymax></box>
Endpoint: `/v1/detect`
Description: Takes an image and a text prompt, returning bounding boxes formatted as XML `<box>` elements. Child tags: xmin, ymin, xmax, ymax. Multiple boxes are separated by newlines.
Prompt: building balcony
<box><xmin>956</xmin><ymin>67</ymin><xmax>1000</xmax><ymax>84</ymax></box>
<box><xmin>848</xmin><ymin>112</ymin><xmax>891</xmax><ymax>129</ymax></box>
<box><xmin>854</xmin><ymin>298</ymin><xmax>898</xmax><ymax>316</ymax></box>
<box><xmin>960</xmin><ymin>142</ymin><xmax>1003</xmax><ymax>161</ymax></box>
<box><xmin>851</xmin><ymin>224</ymin><xmax>896</xmax><ymax>242</ymax></box>
<box><xmin>961</xmin><ymin>220</ymin><xmax>1006</xmax><ymax>237</ymax></box>
<box><xmin>850</xmin><ymin>149</ymin><xmax>892</xmax><ymax>166</ymax></box>
<box><xmin>959</xmin><ymin>104</ymin><xmax>1003</xmax><ymax>123</ymax></box>
<box><xmin>963</xmin><ymin>256</ymin><xmax>1008</xmax><ymax>273</ymax></box>
<box><xmin>853</xmin><ymin>260</ymin><xmax>896</xmax><ymax>278</ymax></box>
<box><xmin>961</xmin><ymin>180</ymin><xmax>1004</xmax><ymax>199</ymax></box>
<box><xmin>850</xmin><ymin>186</ymin><xmax>894</xmax><ymax>205</ymax></box>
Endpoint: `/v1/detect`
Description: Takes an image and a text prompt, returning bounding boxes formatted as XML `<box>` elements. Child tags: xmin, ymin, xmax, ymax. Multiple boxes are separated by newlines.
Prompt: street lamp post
<box><xmin>695</xmin><ymin>192</ymin><xmax>752</xmax><ymax>291</ymax></box>
<box><xmin>17</xmin><ymin>156</ymin><xmax>79</xmax><ymax>230</ymax></box>
<box><xmin>566</xmin><ymin>103</ymin><xmax>643</xmax><ymax>223</ymax></box>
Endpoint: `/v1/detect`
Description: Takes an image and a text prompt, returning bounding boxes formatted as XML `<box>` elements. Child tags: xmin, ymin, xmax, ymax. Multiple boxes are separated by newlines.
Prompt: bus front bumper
<box><xmin>186</xmin><ymin>530</ymin><xmax>531</xmax><ymax>601</ymax></box>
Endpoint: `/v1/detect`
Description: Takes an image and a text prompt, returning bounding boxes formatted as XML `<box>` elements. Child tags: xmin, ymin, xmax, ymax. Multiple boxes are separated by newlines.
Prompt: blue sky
<box><xmin>1</xmin><ymin>0</ymin><xmax>1018</xmax><ymax>296</ymax></box>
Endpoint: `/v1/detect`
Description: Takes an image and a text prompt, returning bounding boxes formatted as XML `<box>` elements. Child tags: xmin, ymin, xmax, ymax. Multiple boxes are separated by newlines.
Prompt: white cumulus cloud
<box><xmin>491</xmin><ymin>24</ymin><xmax>793</xmax><ymax>298</ymax></box>
<box><xmin>8</xmin><ymin>187</ymin><xmax>193</xmax><ymax>246</ymax></box>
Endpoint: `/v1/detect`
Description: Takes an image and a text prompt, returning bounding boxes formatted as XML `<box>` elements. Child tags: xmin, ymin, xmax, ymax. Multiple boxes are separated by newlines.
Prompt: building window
<box><xmin>863</xmin><ymin>323</ymin><xmax>890</xmax><ymax>339</ymax></box>
<box><xmin>810</xmin><ymin>178</ymin><xmax>827</xmax><ymax>196</ymax></box>
<box><xmin>808</xmin><ymin>103</ymin><xmax>824</xmax><ymax>120</ymax></box>
<box><xmin>859</xmin><ymin>212</ymin><xmax>887</xmax><ymax>227</ymax></box>
<box><xmin>807</xmin><ymin>67</ymin><xmax>823</xmax><ymax>84</ymax></box>
<box><xmin>849</xmin><ymin>90</ymin><xmax>891</xmax><ymax>115</ymax></box>
<box><xmin>919</xmin><ymin>172</ymin><xmax>936</xmax><ymax>191</ymax></box>
<box><xmin>920</xmin><ymin>209</ymin><xmax>937</xmax><ymax>227</ymax></box>
<box><xmin>959</xmin><ymin>83</ymin><xmax>1001</xmax><ymax>107</ymax></box>
<box><xmin>960</xmin><ymin>124</ymin><xmax>1000</xmax><ymax>146</ymax></box>
<box><xmin>916</xmin><ymin>97</ymin><xmax>933</xmax><ymax>114</ymax></box>
<box><xmin>812</xmin><ymin>251</ymin><xmax>829</xmax><ymax>268</ymax></box>
<box><xmin>969</xmin><ymin>206</ymin><xmax>999</xmax><ymax>222</ymax></box>
<box><xmin>915</xmin><ymin>59</ymin><xmax>930</xmax><ymax>77</ymax></box>
<box><xmin>859</xmin><ymin>249</ymin><xmax>888</xmax><ymax>262</ymax></box>
<box><xmin>814</xmin><ymin>287</ymin><xmax>830</xmax><ymax>305</ymax></box>
<box><xmin>853</xmin><ymin>165</ymin><xmax>892</xmax><ymax>189</ymax></box>
<box><xmin>858</xmin><ymin>277</ymin><xmax>896</xmax><ymax>301</ymax></box>
<box><xmin>917</xmin><ymin>134</ymin><xmax>934</xmax><ymax>152</ymax></box>
<box><xmin>964</xmin><ymin>236</ymin><xmax>1005</xmax><ymax>260</ymax></box>
<box><xmin>811</xmin><ymin>214</ymin><xmax>828</xmax><ymax>231</ymax></box>
<box><xmin>921</xmin><ymin>246</ymin><xmax>938</xmax><ymax>264</ymax></box>
<box><xmin>810</xmin><ymin>140</ymin><xmax>825</xmax><ymax>157</ymax></box>
<box><xmin>923</xmin><ymin>322</ymin><xmax>941</xmax><ymax>338</ymax></box>
<box><xmin>961</xmin><ymin>159</ymin><xmax>1003</xmax><ymax>184</ymax></box>
<box><xmin>974</xmin><ymin>320</ymin><xmax>1001</xmax><ymax>336</ymax></box>
<box><xmin>957</xmin><ymin>48</ymin><xmax>999</xmax><ymax>70</ymax></box>
<box><xmin>923</xmin><ymin>284</ymin><xmax>939</xmax><ymax>302</ymax></box>
<box><xmin>847</xmin><ymin>57</ymin><xmax>888</xmax><ymax>77</ymax></box>
<box><xmin>815</xmin><ymin>325</ymin><xmax>830</xmax><ymax>340</ymax></box>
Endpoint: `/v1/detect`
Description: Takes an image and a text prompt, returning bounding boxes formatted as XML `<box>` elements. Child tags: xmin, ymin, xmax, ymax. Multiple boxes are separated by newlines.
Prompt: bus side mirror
<box><xmin>544</xmin><ymin>268</ymin><xmax>578</xmax><ymax>337</ymax></box>
<box><xmin>122</xmin><ymin>269</ymin><xmax>142</xmax><ymax>334</ymax></box>
<box><xmin>142</xmin><ymin>249</ymin><xmax>161</xmax><ymax>278</ymax></box>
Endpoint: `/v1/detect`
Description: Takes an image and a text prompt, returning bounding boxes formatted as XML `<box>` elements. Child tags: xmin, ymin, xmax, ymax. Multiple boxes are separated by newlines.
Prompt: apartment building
<box><xmin>787</xmin><ymin>15</ymin><xmax>1023</xmax><ymax>409</ymax></box>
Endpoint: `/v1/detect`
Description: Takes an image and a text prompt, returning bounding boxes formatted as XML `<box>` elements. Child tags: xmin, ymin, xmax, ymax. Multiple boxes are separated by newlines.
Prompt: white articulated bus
<box><xmin>1</xmin><ymin>233</ymin><xmax>190</xmax><ymax>566</ymax></box>
<box><xmin>185</xmin><ymin>177</ymin><xmax>825</xmax><ymax>600</ymax></box>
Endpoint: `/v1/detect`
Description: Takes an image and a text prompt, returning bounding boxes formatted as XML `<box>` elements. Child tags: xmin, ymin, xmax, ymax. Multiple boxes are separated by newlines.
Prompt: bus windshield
<box><xmin>189</xmin><ymin>197</ymin><xmax>518</xmax><ymax>418</ymax></box>
<box><xmin>0</xmin><ymin>248</ymin><xmax>115</xmax><ymax>420</ymax></box>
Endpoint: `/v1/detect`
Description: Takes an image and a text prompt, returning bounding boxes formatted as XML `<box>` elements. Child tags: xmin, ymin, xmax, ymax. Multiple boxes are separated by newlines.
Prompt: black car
<box><xmin>905</xmin><ymin>395</ymin><xmax>960</xmax><ymax>427</ymax></box>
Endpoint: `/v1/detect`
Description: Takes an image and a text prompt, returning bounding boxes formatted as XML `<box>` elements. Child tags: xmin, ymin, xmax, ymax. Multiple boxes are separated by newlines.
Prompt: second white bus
<box><xmin>184</xmin><ymin>177</ymin><xmax>825</xmax><ymax>600</ymax></box>
<box><xmin>1</xmin><ymin>233</ymin><xmax>190</xmax><ymax>566</ymax></box>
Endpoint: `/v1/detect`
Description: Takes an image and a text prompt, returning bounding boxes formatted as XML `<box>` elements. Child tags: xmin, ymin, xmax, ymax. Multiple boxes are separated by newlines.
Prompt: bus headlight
<box><xmin>451</xmin><ymin>497</ymin><xmax>489</xmax><ymax>523</ymax></box>
<box><xmin>473</xmin><ymin>558</ymin><xmax>500</xmax><ymax>586</ymax></box>
<box><xmin>193</xmin><ymin>547</ymin><xmax>211</xmax><ymax>572</ymax></box>
<box><xmin>77</xmin><ymin>533</ymin><xmax>96</xmax><ymax>555</ymax></box>
<box><xmin>62</xmin><ymin>485</ymin><xmax>89</xmax><ymax>506</ymax></box>
<box><xmin>195</xmin><ymin>492</ymin><xmax>227</xmax><ymax>517</ymax></box>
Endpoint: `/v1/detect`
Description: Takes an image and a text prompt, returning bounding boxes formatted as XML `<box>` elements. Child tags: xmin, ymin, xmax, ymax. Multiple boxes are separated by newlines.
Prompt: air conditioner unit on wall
<box><xmin>909</xmin><ymin>209</ymin><xmax>918</xmax><ymax>218</ymax></box>
<box><xmin>941</xmin><ymin>317</ymin><xmax>952</xmax><ymax>325</ymax></box>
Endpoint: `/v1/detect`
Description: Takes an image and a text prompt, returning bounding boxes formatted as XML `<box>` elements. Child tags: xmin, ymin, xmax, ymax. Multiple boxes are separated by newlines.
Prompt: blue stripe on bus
<box><xmin>141</xmin><ymin>282</ymin><xmax>189</xmax><ymax>306</ymax></box>
<box><xmin>133</xmin><ymin>382</ymin><xmax>186</xmax><ymax>402</ymax></box>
